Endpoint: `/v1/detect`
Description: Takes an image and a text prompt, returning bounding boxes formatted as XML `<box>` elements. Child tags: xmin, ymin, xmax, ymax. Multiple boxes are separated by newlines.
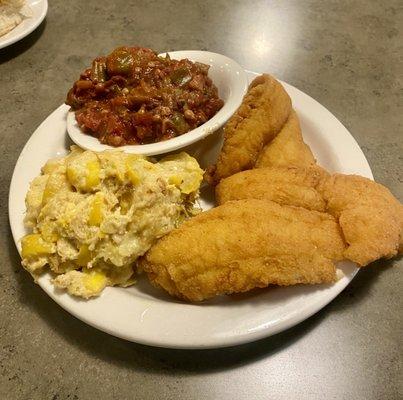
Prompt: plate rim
<box><xmin>0</xmin><ymin>0</ymin><xmax>48</xmax><ymax>50</ymax></box>
<box><xmin>8</xmin><ymin>70</ymin><xmax>373</xmax><ymax>349</ymax></box>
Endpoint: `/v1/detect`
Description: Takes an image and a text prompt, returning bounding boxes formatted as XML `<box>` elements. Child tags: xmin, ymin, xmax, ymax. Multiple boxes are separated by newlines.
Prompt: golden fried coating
<box><xmin>206</xmin><ymin>74</ymin><xmax>292</xmax><ymax>184</ymax></box>
<box><xmin>140</xmin><ymin>199</ymin><xmax>346</xmax><ymax>302</ymax></box>
<box><xmin>255</xmin><ymin>110</ymin><xmax>316</xmax><ymax>168</ymax></box>
<box><xmin>216</xmin><ymin>164</ymin><xmax>403</xmax><ymax>267</ymax></box>
<box><xmin>319</xmin><ymin>174</ymin><xmax>403</xmax><ymax>266</ymax></box>
<box><xmin>216</xmin><ymin>166</ymin><xmax>328</xmax><ymax>211</ymax></box>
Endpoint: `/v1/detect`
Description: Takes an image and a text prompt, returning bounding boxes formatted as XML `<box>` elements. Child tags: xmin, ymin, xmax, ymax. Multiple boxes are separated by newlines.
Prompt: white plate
<box><xmin>67</xmin><ymin>50</ymin><xmax>248</xmax><ymax>155</ymax></box>
<box><xmin>0</xmin><ymin>0</ymin><xmax>48</xmax><ymax>50</ymax></box>
<box><xmin>9</xmin><ymin>71</ymin><xmax>373</xmax><ymax>349</ymax></box>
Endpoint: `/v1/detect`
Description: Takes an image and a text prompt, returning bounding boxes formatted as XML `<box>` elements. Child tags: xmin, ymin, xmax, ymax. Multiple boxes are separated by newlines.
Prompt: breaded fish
<box><xmin>206</xmin><ymin>74</ymin><xmax>292</xmax><ymax>185</ymax></box>
<box><xmin>255</xmin><ymin>110</ymin><xmax>316</xmax><ymax>169</ymax></box>
<box><xmin>216</xmin><ymin>166</ymin><xmax>328</xmax><ymax>211</ymax></box>
<box><xmin>319</xmin><ymin>174</ymin><xmax>403</xmax><ymax>266</ymax></box>
<box><xmin>140</xmin><ymin>199</ymin><xmax>346</xmax><ymax>302</ymax></box>
<box><xmin>215</xmin><ymin>165</ymin><xmax>403</xmax><ymax>267</ymax></box>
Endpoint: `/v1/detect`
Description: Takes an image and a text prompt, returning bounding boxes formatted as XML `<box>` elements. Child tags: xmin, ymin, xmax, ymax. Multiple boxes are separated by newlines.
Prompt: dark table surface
<box><xmin>1</xmin><ymin>1</ymin><xmax>402</xmax><ymax>399</ymax></box>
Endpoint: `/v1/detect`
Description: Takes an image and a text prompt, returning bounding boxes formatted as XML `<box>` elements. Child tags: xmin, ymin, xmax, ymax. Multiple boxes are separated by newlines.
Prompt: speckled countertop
<box><xmin>0</xmin><ymin>1</ymin><xmax>402</xmax><ymax>399</ymax></box>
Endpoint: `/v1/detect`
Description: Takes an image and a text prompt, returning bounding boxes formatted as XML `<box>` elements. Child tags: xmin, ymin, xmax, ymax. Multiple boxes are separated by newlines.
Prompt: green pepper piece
<box><xmin>91</xmin><ymin>59</ymin><xmax>107</xmax><ymax>82</ymax></box>
<box><xmin>170</xmin><ymin>68</ymin><xmax>192</xmax><ymax>86</ymax></box>
<box><xmin>106</xmin><ymin>48</ymin><xmax>134</xmax><ymax>76</ymax></box>
<box><xmin>171</xmin><ymin>112</ymin><xmax>190</xmax><ymax>134</ymax></box>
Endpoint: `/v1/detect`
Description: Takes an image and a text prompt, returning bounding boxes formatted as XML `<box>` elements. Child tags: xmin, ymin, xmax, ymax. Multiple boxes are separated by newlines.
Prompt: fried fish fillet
<box><xmin>319</xmin><ymin>174</ymin><xmax>403</xmax><ymax>266</ymax></box>
<box><xmin>216</xmin><ymin>166</ymin><xmax>328</xmax><ymax>211</ymax></box>
<box><xmin>255</xmin><ymin>110</ymin><xmax>316</xmax><ymax>169</ymax></box>
<box><xmin>140</xmin><ymin>199</ymin><xmax>346</xmax><ymax>301</ymax></box>
<box><xmin>216</xmin><ymin>166</ymin><xmax>403</xmax><ymax>267</ymax></box>
<box><xmin>206</xmin><ymin>74</ymin><xmax>292</xmax><ymax>185</ymax></box>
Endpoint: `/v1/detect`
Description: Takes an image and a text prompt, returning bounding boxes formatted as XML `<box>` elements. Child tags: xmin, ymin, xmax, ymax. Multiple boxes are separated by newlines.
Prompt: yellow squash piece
<box><xmin>76</xmin><ymin>244</ymin><xmax>93</xmax><ymax>267</ymax></box>
<box><xmin>42</xmin><ymin>173</ymin><xmax>69</xmax><ymax>205</ymax></box>
<box><xmin>83</xmin><ymin>269</ymin><xmax>108</xmax><ymax>293</ymax></box>
<box><xmin>66</xmin><ymin>152</ymin><xmax>100</xmax><ymax>192</ymax></box>
<box><xmin>88</xmin><ymin>193</ymin><xmax>104</xmax><ymax>226</ymax></box>
<box><xmin>40</xmin><ymin>222</ymin><xmax>58</xmax><ymax>242</ymax></box>
<box><xmin>85</xmin><ymin>159</ymin><xmax>100</xmax><ymax>190</ymax></box>
<box><xmin>169</xmin><ymin>175</ymin><xmax>183</xmax><ymax>186</ymax></box>
<box><xmin>21</xmin><ymin>234</ymin><xmax>54</xmax><ymax>258</ymax></box>
<box><xmin>125</xmin><ymin>157</ymin><xmax>142</xmax><ymax>185</ymax></box>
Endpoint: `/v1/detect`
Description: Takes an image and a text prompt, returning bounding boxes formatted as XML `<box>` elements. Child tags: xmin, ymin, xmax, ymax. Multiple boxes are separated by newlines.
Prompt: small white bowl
<box><xmin>67</xmin><ymin>50</ymin><xmax>248</xmax><ymax>156</ymax></box>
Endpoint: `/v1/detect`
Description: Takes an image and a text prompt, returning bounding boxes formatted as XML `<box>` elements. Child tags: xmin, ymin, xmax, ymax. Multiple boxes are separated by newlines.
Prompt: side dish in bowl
<box><xmin>66</xmin><ymin>47</ymin><xmax>248</xmax><ymax>155</ymax></box>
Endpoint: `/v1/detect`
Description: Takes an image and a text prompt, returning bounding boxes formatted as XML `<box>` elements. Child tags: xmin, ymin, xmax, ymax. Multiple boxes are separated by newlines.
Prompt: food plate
<box><xmin>67</xmin><ymin>50</ymin><xmax>248</xmax><ymax>156</ymax></box>
<box><xmin>9</xmin><ymin>70</ymin><xmax>373</xmax><ymax>349</ymax></box>
<box><xmin>0</xmin><ymin>0</ymin><xmax>48</xmax><ymax>50</ymax></box>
